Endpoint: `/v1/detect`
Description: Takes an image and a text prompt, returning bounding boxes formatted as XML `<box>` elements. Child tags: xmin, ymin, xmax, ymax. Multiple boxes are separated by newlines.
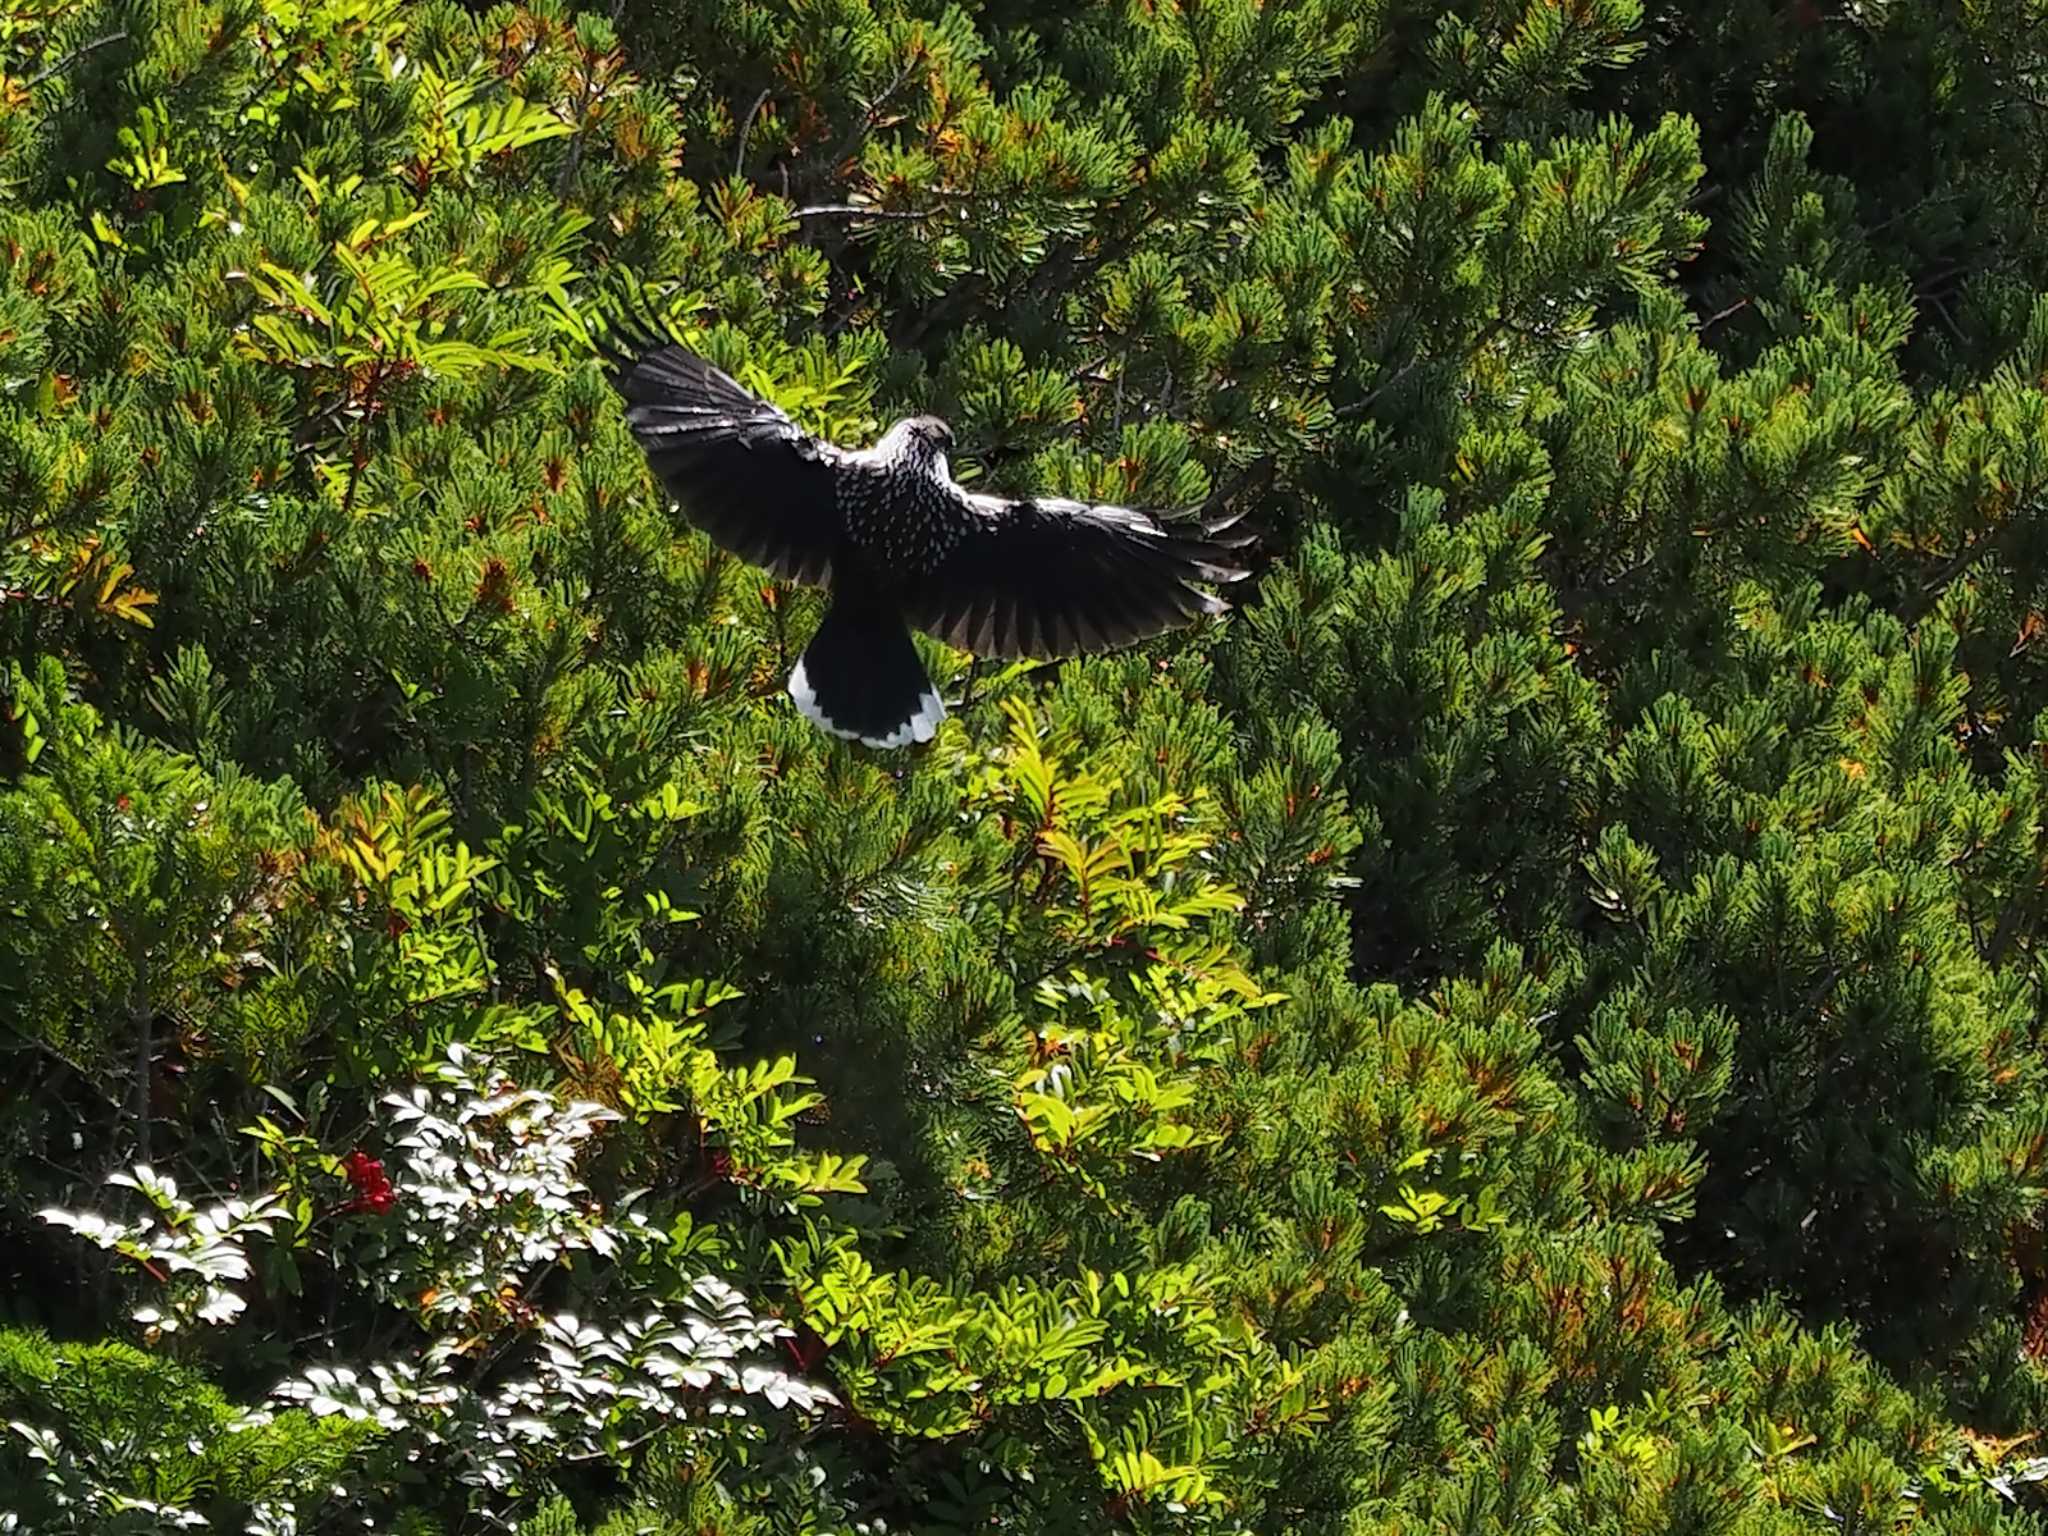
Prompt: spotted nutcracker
<box><xmin>601</xmin><ymin>332</ymin><xmax>1256</xmax><ymax>749</ymax></box>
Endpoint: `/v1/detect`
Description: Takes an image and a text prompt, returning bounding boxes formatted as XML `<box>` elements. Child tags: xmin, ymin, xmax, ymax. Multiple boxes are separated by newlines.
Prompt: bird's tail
<box><xmin>788</xmin><ymin>599</ymin><xmax>945</xmax><ymax>749</ymax></box>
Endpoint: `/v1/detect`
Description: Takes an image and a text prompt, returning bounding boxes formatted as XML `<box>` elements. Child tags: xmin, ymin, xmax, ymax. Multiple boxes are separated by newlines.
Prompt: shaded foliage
<box><xmin>4</xmin><ymin>0</ymin><xmax>2048</xmax><ymax>1532</ymax></box>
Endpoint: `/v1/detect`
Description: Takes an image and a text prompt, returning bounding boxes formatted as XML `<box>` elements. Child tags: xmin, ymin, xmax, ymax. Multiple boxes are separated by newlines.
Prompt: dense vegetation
<box><xmin>7</xmin><ymin>0</ymin><xmax>2048</xmax><ymax>1529</ymax></box>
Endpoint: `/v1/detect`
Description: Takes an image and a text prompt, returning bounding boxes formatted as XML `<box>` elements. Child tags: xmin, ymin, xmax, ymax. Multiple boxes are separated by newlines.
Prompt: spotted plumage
<box><xmin>600</xmin><ymin>331</ymin><xmax>1256</xmax><ymax>749</ymax></box>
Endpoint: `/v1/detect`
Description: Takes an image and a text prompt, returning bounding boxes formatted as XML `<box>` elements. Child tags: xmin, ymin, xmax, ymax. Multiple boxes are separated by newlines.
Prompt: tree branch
<box><xmin>1981</xmin><ymin>897</ymin><xmax>2027</xmax><ymax>969</ymax></box>
<box><xmin>1556</xmin><ymin>551</ymin><xmax>1662</xmax><ymax>610</ymax></box>
<box><xmin>790</xmin><ymin>203</ymin><xmax>936</xmax><ymax>222</ymax></box>
<box><xmin>1330</xmin><ymin>357</ymin><xmax>1423</xmax><ymax>421</ymax></box>
<box><xmin>28</xmin><ymin>29</ymin><xmax>127</xmax><ymax>88</ymax></box>
<box><xmin>821</xmin><ymin>56</ymin><xmax>919</xmax><ymax>176</ymax></box>
<box><xmin>127</xmin><ymin>939</ymin><xmax>153</xmax><ymax>1165</ymax></box>
<box><xmin>1902</xmin><ymin>524</ymin><xmax>2015</xmax><ymax>625</ymax></box>
<box><xmin>1699</xmin><ymin>295</ymin><xmax>1752</xmax><ymax>332</ymax></box>
<box><xmin>554</xmin><ymin>43</ymin><xmax>609</xmax><ymax>199</ymax></box>
<box><xmin>1331</xmin><ymin>318</ymin><xmax>1505</xmax><ymax>423</ymax></box>
<box><xmin>735</xmin><ymin>88</ymin><xmax>772</xmax><ymax>179</ymax></box>
<box><xmin>1</xmin><ymin>1021</ymin><xmax>123</xmax><ymax>1115</ymax></box>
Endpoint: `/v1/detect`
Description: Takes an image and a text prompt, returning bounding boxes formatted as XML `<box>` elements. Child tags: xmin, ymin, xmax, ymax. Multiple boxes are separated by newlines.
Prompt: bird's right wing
<box><xmin>600</xmin><ymin>335</ymin><xmax>842</xmax><ymax>587</ymax></box>
<box><xmin>901</xmin><ymin>491</ymin><xmax>1254</xmax><ymax>660</ymax></box>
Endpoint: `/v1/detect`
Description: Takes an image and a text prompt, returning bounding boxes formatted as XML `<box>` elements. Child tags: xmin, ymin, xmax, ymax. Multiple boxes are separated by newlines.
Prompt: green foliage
<box><xmin>0</xmin><ymin>1325</ymin><xmax>372</xmax><ymax>1531</ymax></box>
<box><xmin>6</xmin><ymin>0</ymin><xmax>2048</xmax><ymax>1533</ymax></box>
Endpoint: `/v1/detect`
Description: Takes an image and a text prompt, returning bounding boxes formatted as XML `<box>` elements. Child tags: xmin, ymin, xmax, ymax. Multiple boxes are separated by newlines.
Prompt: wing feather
<box><xmin>599</xmin><ymin>332</ymin><xmax>842</xmax><ymax>587</ymax></box>
<box><xmin>902</xmin><ymin>491</ymin><xmax>1254</xmax><ymax>661</ymax></box>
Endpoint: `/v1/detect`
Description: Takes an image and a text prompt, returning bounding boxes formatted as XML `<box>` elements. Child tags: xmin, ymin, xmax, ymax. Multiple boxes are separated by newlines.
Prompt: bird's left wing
<box><xmin>899</xmin><ymin>490</ymin><xmax>1254</xmax><ymax>660</ymax></box>
<box><xmin>601</xmin><ymin>335</ymin><xmax>843</xmax><ymax>587</ymax></box>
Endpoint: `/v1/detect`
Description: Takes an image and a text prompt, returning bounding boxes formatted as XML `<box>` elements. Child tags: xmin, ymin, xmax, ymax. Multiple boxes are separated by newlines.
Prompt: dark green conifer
<box><xmin>3</xmin><ymin>1</ymin><xmax>2048</xmax><ymax>1533</ymax></box>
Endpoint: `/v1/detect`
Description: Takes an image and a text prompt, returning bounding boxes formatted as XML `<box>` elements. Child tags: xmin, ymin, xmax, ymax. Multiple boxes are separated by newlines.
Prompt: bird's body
<box><xmin>834</xmin><ymin>423</ymin><xmax>967</xmax><ymax>582</ymax></box>
<box><xmin>600</xmin><ymin>333</ymin><xmax>1254</xmax><ymax>748</ymax></box>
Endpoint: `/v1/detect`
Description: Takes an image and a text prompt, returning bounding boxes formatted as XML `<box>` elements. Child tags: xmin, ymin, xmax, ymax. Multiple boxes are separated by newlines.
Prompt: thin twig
<box><xmin>1330</xmin><ymin>357</ymin><xmax>1423</xmax><ymax>421</ymax></box>
<box><xmin>1926</xmin><ymin>286</ymin><xmax>1964</xmax><ymax>343</ymax></box>
<box><xmin>292</xmin><ymin>393</ymin><xmax>362</xmax><ymax>451</ymax></box>
<box><xmin>1</xmin><ymin>1023</ymin><xmax>123</xmax><ymax>1114</ymax></box>
<box><xmin>554</xmin><ymin>47</ymin><xmax>605</xmax><ymax>198</ymax></box>
<box><xmin>1803</xmin><ymin>962</ymin><xmax>1846</xmax><ymax>1012</ymax></box>
<box><xmin>820</xmin><ymin>57</ymin><xmax>919</xmax><ymax>177</ymax></box>
<box><xmin>27</xmin><ymin>29</ymin><xmax>127</xmax><ymax>88</ymax></box>
<box><xmin>1861</xmin><ymin>188</ymin><xmax>1962</xmax><ymax>242</ymax></box>
<box><xmin>1025</xmin><ymin>225</ymin><xmax>1143</xmax><ymax>305</ymax></box>
<box><xmin>128</xmin><ymin>941</ymin><xmax>153</xmax><ymax>1165</ymax></box>
<box><xmin>1901</xmin><ymin>519</ymin><xmax>2023</xmax><ymax>625</ymax></box>
<box><xmin>1983</xmin><ymin>899</ymin><xmax>2026</xmax><ymax>969</ymax></box>
<box><xmin>1199</xmin><ymin>455</ymin><xmax>1279</xmax><ymax>521</ymax></box>
<box><xmin>735</xmin><ymin>88</ymin><xmax>772</xmax><ymax>179</ymax></box>
<box><xmin>893</xmin><ymin>273</ymin><xmax>988</xmax><ymax>349</ymax></box>
<box><xmin>1331</xmin><ymin>316</ymin><xmax>1506</xmax><ymax>423</ymax></box>
<box><xmin>1558</xmin><ymin>551</ymin><xmax>1661</xmax><ymax>609</ymax></box>
<box><xmin>790</xmin><ymin>203</ymin><xmax>935</xmax><ymax>222</ymax></box>
<box><xmin>1700</xmin><ymin>295</ymin><xmax>1752</xmax><ymax>332</ymax></box>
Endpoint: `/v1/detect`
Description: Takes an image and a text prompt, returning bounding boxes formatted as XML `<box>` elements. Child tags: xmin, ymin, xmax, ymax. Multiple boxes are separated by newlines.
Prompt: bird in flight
<box><xmin>600</xmin><ymin>331</ymin><xmax>1255</xmax><ymax>749</ymax></box>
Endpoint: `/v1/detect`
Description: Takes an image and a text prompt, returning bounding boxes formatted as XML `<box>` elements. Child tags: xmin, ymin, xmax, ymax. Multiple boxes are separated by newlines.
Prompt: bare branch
<box><xmin>1331</xmin><ymin>318</ymin><xmax>1505</xmax><ymax>423</ymax></box>
<box><xmin>821</xmin><ymin>56</ymin><xmax>920</xmax><ymax>175</ymax></box>
<box><xmin>735</xmin><ymin>88</ymin><xmax>772</xmax><ymax>179</ymax></box>
<box><xmin>1700</xmin><ymin>295</ymin><xmax>1752</xmax><ymax>332</ymax></box>
<box><xmin>28</xmin><ymin>29</ymin><xmax>128</xmax><ymax>88</ymax></box>
<box><xmin>790</xmin><ymin>203</ymin><xmax>936</xmax><ymax>223</ymax></box>
<box><xmin>1</xmin><ymin>1020</ymin><xmax>123</xmax><ymax>1114</ymax></box>
<box><xmin>1330</xmin><ymin>357</ymin><xmax>1423</xmax><ymax>421</ymax></box>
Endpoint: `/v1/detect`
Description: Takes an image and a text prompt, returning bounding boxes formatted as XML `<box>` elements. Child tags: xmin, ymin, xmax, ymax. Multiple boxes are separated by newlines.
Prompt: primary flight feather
<box><xmin>600</xmin><ymin>331</ymin><xmax>1255</xmax><ymax>749</ymax></box>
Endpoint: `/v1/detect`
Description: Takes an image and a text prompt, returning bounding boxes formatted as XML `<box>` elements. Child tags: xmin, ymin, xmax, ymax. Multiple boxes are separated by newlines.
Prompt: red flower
<box><xmin>341</xmin><ymin>1149</ymin><xmax>396</xmax><ymax>1216</ymax></box>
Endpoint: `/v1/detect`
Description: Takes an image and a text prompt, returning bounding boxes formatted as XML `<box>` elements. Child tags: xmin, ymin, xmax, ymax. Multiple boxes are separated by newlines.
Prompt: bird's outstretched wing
<box><xmin>599</xmin><ymin>331</ymin><xmax>842</xmax><ymax>587</ymax></box>
<box><xmin>900</xmin><ymin>491</ymin><xmax>1254</xmax><ymax>660</ymax></box>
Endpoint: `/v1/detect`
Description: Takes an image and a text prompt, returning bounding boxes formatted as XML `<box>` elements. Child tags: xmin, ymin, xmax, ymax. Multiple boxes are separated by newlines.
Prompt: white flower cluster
<box><xmin>262</xmin><ymin>1286</ymin><xmax>833</xmax><ymax>1497</ymax></box>
<box><xmin>368</xmin><ymin>1044</ymin><xmax>644</xmax><ymax>1323</ymax></box>
<box><xmin>37</xmin><ymin>1165</ymin><xmax>286</xmax><ymax>1335</ymax></box>
<box><xmin>12</xmin><ymin>1045</ymin><xmax>837</xmax><ymax>1531</ymax></box>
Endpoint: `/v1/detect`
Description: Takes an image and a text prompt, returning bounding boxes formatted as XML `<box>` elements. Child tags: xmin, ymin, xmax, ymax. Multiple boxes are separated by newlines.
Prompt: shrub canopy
<box><xmin>6</xmin><ymin>1</ymin><xmax>2048</xmax><ymax>1532</ymax></box>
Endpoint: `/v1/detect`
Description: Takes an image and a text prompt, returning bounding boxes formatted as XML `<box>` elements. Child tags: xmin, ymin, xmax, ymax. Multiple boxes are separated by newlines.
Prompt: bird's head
<box><xmin>881</xmin><ymin>414</ymin><xmax>956</xmax><ymax>476</ymax></box>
